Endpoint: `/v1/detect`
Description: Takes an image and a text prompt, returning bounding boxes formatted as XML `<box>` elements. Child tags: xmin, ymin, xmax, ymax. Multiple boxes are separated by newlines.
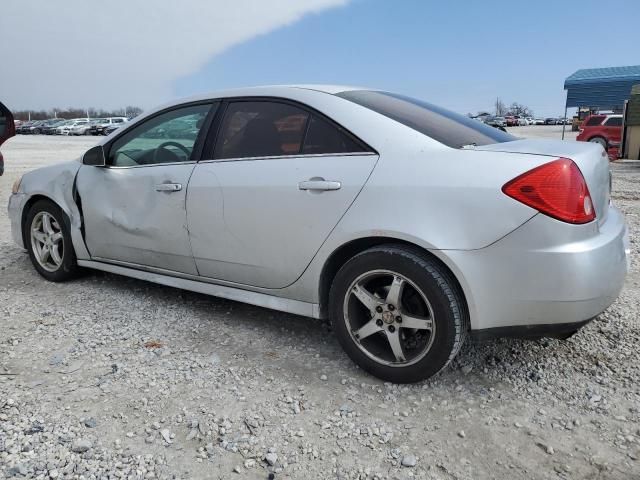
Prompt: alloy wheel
<box><xmin>30</xmin><ymin>211</ymin><xmax>64</xmax><ymax>272</ymax></box>
<box><xmin>343</xmin><ymin>270</ymin><xmax>436</xmax><ymax>367</ymax></box>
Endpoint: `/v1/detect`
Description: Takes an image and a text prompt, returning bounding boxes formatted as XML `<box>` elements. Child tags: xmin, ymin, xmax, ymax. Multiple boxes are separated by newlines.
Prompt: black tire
<box><xmin>24</xmin><ymin>200</ymin><xmax>81</xmax><ymax>282</ymax></box>
<box><xmin>588</xmin><ymin>136</ymin><xmax>607</xmax><ymax>149</ymax></box>
<box><xmin>329</xmin><ymin>245</ymin><xmax>467</xmax><ymax>383</ymax></box>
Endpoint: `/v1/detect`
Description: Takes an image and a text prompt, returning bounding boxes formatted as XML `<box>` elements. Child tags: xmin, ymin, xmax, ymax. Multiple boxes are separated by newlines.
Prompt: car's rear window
<box><xmin>585</xmin><ymin>116</ymin><xmax>605</xmax><ymax>126</ymax></box>
<box><xmin>336</xmin><ymin>90</ymin><xmax>516</xmax><ymax>148</ymax></box>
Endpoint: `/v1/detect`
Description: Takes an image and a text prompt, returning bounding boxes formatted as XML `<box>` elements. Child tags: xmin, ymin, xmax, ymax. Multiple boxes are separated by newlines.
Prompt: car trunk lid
<box><xmin>473</xmin><ymin>139</ymin><xmax>611</xmax><ymax>225</ymax></box>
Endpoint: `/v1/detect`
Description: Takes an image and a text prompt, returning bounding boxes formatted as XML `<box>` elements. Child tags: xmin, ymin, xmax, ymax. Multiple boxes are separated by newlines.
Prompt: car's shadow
<box><xmin>13</xmin><ymin>256</ymin><xmax>595</xmax><ymax>388</ymax></box>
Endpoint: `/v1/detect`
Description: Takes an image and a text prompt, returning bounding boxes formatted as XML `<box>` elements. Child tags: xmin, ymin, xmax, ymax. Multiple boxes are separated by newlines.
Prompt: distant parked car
<box><xmin>534</xmin><ymin>118</ymin><xmax>545</xmax><ymax>125</ymax></box>
<box><xmin>16</xmin><ymin>121</ymin><xmax>31</xmax><ymax>134</ymax></box>
<box><xmin>544</xmin><ymin>118</ymin><xmax>557</xmax><ymax>125</ymax></box>
<box><xmin>70</xmin><ymin>119</ymin><xmax>105</xmax><ymax>136</ymax></box>
<box><xmin>38</xmin><ymin>119</ymin><xmax>65</xmax><ymax>135</ymax></box>
<box><xmin>24</xmin><ymin>120</ymin><xmax>48</xmax><ymax>134</ymax></box>
<box><xmin>89</xmin><ymin>117</ymin><xmax>128</xmax><ymax>135</ymax></box>
<box><xmin>57</xmin><ymin>119</ymin><xmax>89</xmax><ymax>135</ymax></box>
<box><xmin>482</xmin><ymin>116</ymin><xmax>506</xmax><ymax>130</ymax></box>
<box><xmin>517</xmin><ymin>117</ymin><xmax>527</xmax><ymax>126</ymax></box>
<box><xmin>576</xmin><ymin>114</ymin><xmax>623</xmax><ymax>149</ymax></box>
<box><xmin>103</xmin><ymin>123</ymin><xmax>124</xmax><ymax>136</ymax></box>
<box><xmin>42</xmin><ymin>120</ymin><xmax>67</xmax><ymax>135</ymax></box>
<box><xmin>504</xmin><ymin>116</ymin><xmax>518</xmax><ymax>127</ymax></box>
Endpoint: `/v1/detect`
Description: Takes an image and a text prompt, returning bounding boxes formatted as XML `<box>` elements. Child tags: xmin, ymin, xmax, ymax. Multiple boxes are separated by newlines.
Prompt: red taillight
<box><xmin>502</xmin><ymin>158</ymin><xmax>595</xmax><ymax>224</ymax></box>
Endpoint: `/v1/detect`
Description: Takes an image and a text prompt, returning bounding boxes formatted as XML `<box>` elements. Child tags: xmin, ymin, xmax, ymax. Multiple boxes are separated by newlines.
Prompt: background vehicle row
<box><xmin>14</xmin><ymin>117</ymin><xmax>129</xmax><ymax>135</ymax></box>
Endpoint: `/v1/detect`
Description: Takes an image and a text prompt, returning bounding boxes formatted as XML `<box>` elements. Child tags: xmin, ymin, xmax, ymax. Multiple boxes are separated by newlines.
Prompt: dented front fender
<box><xmin>9</xmin><ymin>159</ymin><xmax>90</xmax><ymax>260</ymax></box>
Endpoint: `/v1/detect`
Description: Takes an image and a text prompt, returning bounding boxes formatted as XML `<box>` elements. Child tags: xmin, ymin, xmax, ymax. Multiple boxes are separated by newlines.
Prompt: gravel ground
<box><xmin>1</xmin><ymin>132</ymin><xmax>638</xmax><ymax>480</ymax></box>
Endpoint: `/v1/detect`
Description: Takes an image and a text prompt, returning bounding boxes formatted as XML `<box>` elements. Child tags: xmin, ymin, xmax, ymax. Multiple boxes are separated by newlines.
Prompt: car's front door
<box><xmin>187</xmin><ymin>99</ymin><xmax>378</xmax><ymax>289</ymax></box>
<box><xmin>77</xmin><ymin>102</ymin><xmax>214</xmax><ymax>274</ymax></box>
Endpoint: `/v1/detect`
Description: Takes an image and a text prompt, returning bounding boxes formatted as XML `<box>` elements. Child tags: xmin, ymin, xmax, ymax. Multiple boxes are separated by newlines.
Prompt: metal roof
<box><xmin>564</xmin><ymin>65</ymin><xmax>640</xmax><ymax>109</ymax></box>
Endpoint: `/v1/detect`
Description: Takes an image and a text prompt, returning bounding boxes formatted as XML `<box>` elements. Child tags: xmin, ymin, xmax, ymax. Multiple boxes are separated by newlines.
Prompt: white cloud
<box><xmin>0</xmin><ymin>0</ymin><xmax>348</xmax><ymax>110</ymax></box>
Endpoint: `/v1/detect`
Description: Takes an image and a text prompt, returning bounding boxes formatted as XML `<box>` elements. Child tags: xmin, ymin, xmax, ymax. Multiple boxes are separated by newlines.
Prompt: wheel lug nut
<box><xmin>388</xmin><ymin>325</ymin><xmax>395</xmax><ymax>332</ymax></box>
<box><xmin>375</xmin><ymin>306</ymin><xmax>383</xmax><ymax>313</ymax></box>
<box><xmin>388</xmin><ymin>304</ymin><xmax>395</xmax><ymax>311</ymax></box>
<box><xmin>396</xmin><ymin>316</ymin><xmax>402</xmax><ymax>323</ymax></box>
<box><xmin>376</xmin><ymin>319</ymin><xmax>383</xmax><ymax>327</ymax></box>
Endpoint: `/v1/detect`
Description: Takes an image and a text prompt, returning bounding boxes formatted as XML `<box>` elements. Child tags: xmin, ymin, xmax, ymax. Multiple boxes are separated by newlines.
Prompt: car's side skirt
<box><xmin>77</xmin><ymin>260</ymin><xmax>320</xmax><ymax>319</ymax></box>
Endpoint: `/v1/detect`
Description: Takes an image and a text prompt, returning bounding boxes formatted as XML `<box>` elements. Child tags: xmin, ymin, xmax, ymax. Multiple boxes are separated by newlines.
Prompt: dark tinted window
<box><xmin>585</xmin><ymin>116</ymin><xmax>605</xmax><ymax>126</ymax></box>
<box><xmin>336</xmin><ymin>90</ymin><xmax>516</xmax><ymax>148</ymax></box>
<box><xmin>215</xmin><ymin>101</ymin><xmax>309</xmax><ymax>159</ymax></box>
<box><xmin>302</xmin><ymin>115</ymin><xmax>366</xmax><ymax>155</ymax></box>
<box><xmin>604</xmin><ymin>117</ymin><xmax>622</xmax><ymax>126</ymax></box>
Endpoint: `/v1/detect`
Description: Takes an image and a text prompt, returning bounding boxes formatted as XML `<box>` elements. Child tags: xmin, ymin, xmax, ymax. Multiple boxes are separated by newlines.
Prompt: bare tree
<box><xmin>125</xmin><ymin>106</ymin><xmax>143</xmax><ymax>118</ymax></box>
<box><xmin>508</xmin><ymin>102</ymin><xmax>533</xmax><ymax>118</ymax></box>
<box><xmin>494</xmin><ymin>98</ymin><xmax>508</xmax><ymax>116</ymax></box>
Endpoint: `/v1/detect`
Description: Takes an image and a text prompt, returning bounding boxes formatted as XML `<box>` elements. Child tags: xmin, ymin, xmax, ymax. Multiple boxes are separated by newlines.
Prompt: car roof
<box><xmin>163</xmin><ymin>84</ymin><xmax>364</xmax><ymax>105</ymax></box>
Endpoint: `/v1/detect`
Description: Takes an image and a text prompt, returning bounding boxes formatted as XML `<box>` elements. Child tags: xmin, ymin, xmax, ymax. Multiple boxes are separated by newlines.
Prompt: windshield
<box><xmin>336</xmin><ymin>90</ymin><xmax>516</xmax><ymax>148</ymax></box>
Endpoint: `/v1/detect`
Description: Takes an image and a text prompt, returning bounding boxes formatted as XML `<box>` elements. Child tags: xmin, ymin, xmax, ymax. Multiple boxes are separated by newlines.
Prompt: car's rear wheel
<box><xmin>329</xmin><ymin>245</ymin><xmax>467</xmax><ymax>383</ymax></box>
<box><xmin>25</xmin><ymin>200</ymin><xmax>81</xmax><ymax>282</ymax></box>
<box><xmin>589</xmin><ymin>136</ymin><xmax>607</xmax><ymax>148</ymax></box>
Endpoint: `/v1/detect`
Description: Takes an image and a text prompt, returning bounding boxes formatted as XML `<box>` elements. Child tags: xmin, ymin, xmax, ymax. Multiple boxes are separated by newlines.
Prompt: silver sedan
<box><xmin>7</xmin><ymin>86</ymin><xmax>630</xmax><ymax>382</ymax></box>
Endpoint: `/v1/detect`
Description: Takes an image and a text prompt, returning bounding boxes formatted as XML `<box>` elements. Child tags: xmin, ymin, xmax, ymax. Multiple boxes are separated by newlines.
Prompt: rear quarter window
<box><xmin>336</xmin><ymin>90</ymin><xmax>516</xmax><ymax>148</ymax></box>
<box><xmin>604</xmin><ymin>117</ymin><xmax>622</xmax><ymax>126</ymax></box>
<box><xmin>585</xmin><ymin>116</ymin><xmax>605</xmax><ymax>126</ymax></box>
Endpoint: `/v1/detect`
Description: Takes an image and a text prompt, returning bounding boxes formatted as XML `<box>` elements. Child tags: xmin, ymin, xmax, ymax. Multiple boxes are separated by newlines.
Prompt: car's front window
<box><xmin>336</xmin><ymin>90</ymin><xmax>516</xmax><ymax>148</ymax></box>
<box><xmin>108</xmin><ymin>103</ymin><xmax>212</xmax><ymax>167</ymax></box>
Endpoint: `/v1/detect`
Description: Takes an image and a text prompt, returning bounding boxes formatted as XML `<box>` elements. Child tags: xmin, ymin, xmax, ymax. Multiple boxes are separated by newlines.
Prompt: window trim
<box><xmin>202</xmin><ymin>96</ymin><xmax>376</xmax><ymax>162</ymax></box>
<box><xmin>102</xmin><ymin>100</ymin><xmax>218</xmax><ymax>169</ymax></box>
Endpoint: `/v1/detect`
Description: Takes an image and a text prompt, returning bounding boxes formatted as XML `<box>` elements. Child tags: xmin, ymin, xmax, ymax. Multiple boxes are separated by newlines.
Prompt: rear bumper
<box><xmin>446</xmin><ymin>206</ymin><xmax>629</xmax><ymax>332</ymax></box>
<box><xmin>470</xmin><ymin>319</ymin><xmax>592</xmax><ymax>341</ymax></box>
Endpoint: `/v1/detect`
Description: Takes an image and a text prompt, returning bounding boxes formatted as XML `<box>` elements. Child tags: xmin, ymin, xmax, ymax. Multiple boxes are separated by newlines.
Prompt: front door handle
<box><xmin>155</xmin><ymin>183</ymin><xmax>182</xmax><ymax>192</ymax></box>
<box><xmin>298</xmin><ymin>179</ymin><xmax>342</xmax><ymax>191</ymax></box>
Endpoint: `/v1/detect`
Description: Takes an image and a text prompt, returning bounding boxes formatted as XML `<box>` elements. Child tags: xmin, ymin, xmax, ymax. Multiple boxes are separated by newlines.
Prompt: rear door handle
<box><xmin>298</xmin><ymin>179</ymin><xmax>342</xmax><ymax>191</ymax></box>
<box><xmin>155</xmin><ymin>183</ymin><xmax>182</xmax><ymax>192</ymax></box>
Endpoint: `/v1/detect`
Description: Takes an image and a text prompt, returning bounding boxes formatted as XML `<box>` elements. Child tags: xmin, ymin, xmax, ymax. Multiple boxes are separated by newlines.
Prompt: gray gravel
<box><xmin>1</xmin><ymin>134</ymin><xmax>638</xmax><ymax>479</ymax></box>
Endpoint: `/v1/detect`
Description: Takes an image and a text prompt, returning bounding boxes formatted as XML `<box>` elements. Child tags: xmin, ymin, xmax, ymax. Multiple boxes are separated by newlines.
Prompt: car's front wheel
<box><xmin>329</xmin><ymin>245</ymin><xmax>467</xmax><ymax>383</ymax></box>
<box><xmin>25</xmin><ymin>200</ymin><xmax>81</xmax><ymax>282</ymax></box>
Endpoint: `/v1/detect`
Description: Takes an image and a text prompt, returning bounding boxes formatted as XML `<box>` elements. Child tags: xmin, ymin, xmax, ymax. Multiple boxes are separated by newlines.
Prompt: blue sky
<box><xmin>176</xmin><ymin>0</ymin><xmax>639</xmax><ymax>117</ymax></box>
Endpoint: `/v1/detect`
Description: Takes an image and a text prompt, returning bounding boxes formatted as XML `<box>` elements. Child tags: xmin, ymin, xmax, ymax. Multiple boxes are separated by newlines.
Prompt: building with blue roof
<box><xmin>564</xmin><ymin>65</ymin><xmax>640</xmax><ymax>110</ymax></box>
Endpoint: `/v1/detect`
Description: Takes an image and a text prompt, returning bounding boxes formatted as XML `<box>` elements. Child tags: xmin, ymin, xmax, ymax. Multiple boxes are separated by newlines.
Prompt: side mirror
<box><xmin>83</xmin><ymin>145</ymin><xmax>106</xmax><ymax>166</ymax></box>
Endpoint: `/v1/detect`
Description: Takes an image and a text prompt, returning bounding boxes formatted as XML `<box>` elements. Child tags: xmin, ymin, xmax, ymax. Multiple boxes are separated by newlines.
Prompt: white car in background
<box><xmin>70</xmin><ymin>119</ymin><xmax>105</xmax><ymax>136</ymax></box>
<box><xmin>57</xmin><ymin>119</ymin><xmax>89</xmax><ymax>135</ymax></box>
<box><xmin>91</xmin><ymin>117</ymin><xmax>129</xmax><ymax>135</ymax></box>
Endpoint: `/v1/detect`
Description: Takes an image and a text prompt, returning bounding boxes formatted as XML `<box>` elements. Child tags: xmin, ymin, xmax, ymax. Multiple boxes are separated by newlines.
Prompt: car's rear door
<box><xmin>603</xmin><ymin>116</ymin><xmax>623</xmax><ymax>143</ymax></box>
<box><xmin>0</xmin><ymin>101</ymin><xmax>16</xmax><ymax>176</ymax></box>
<box><xmin>186</xmin><ymin>99</ymin><xmax>378</xmax><ymax>289</ymax></box>
<box><xmin>77</xmin><ymin>102</ymin><xmax>216</xmax><ymax>274</ymax></box>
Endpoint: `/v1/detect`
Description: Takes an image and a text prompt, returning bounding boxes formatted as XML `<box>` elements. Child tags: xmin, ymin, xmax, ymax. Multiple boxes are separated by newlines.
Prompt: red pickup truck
<box><xmin>576</xmin><ymin>114</ymin><xmax>622</xmax><ymax>149</ymax></box>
